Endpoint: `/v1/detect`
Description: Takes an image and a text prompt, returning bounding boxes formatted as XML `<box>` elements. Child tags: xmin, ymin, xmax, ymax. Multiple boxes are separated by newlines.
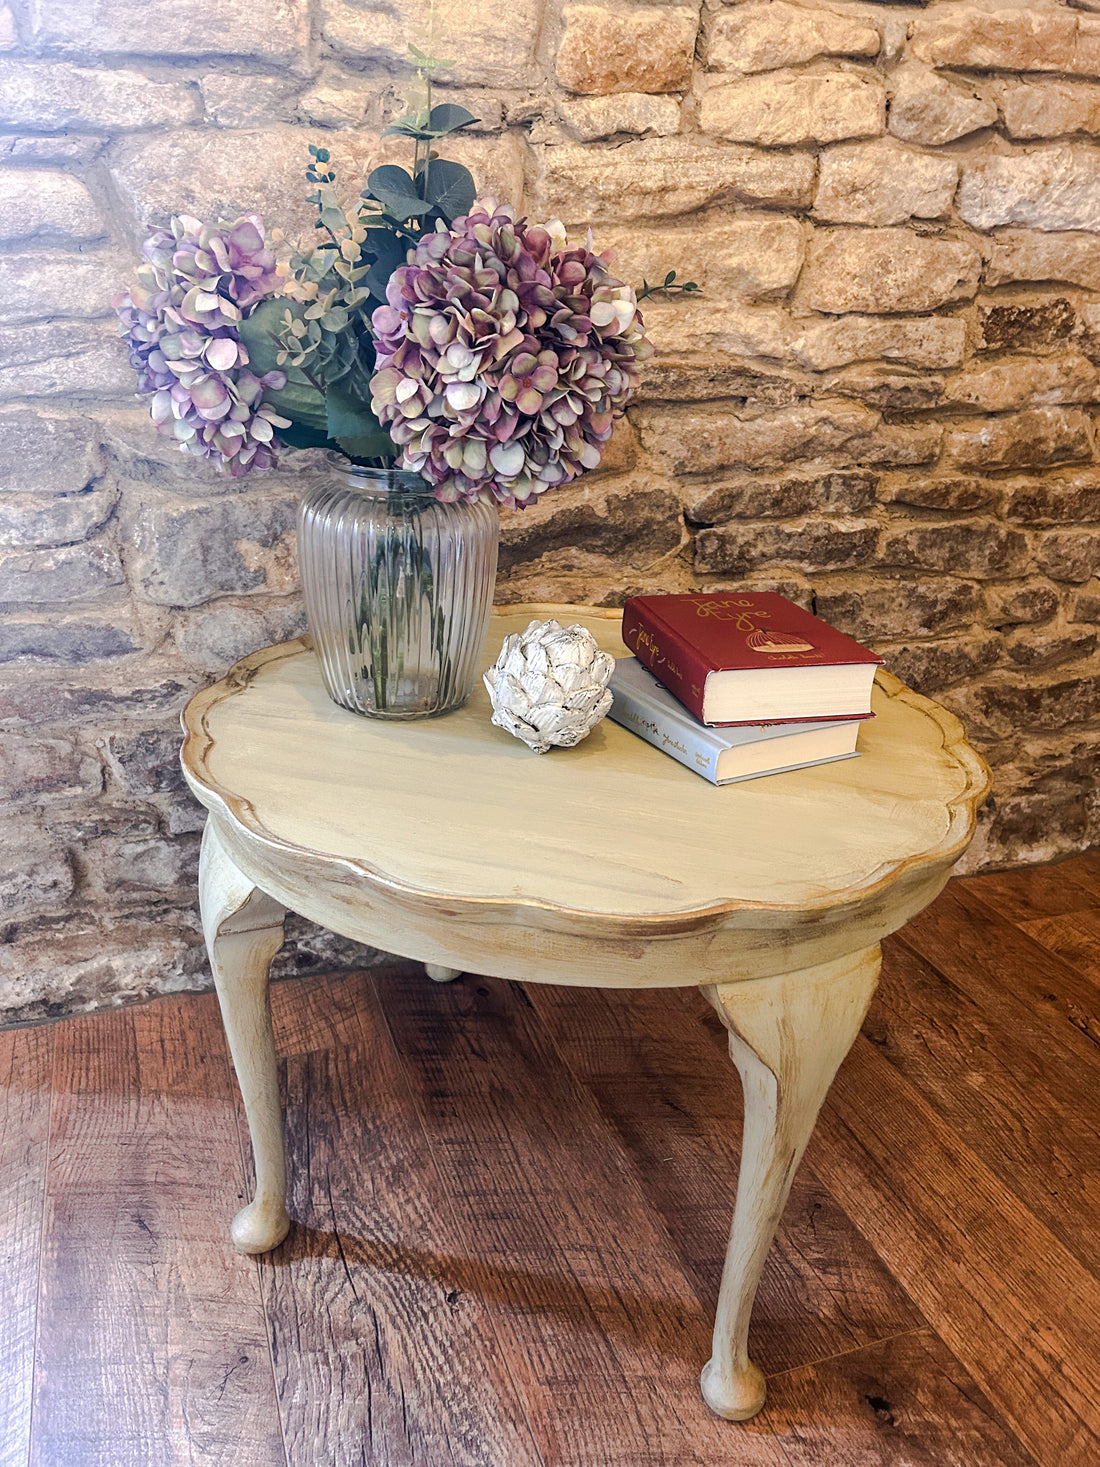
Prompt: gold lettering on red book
<box><xmin>632</xmin><ymin>626</ymin><xmax>666</xmax><ymax>667</ymax></box>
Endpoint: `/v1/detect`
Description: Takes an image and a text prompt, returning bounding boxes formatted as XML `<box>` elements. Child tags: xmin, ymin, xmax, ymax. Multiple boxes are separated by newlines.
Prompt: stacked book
<box><xmin>608</xmin><ymin>592</ymin><xmax>883</xmax><ymax>785</ymax></box>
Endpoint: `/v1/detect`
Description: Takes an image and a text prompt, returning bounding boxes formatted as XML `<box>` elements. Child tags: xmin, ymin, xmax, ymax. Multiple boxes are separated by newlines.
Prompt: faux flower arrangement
<box><xmin>115</xmin><ymin>50</ymin><xmax>661</xmax><ymax>511</ymax></box>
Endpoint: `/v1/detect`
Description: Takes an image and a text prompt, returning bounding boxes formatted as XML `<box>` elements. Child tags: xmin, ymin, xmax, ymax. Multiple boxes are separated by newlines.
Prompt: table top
<box><xmin>181</xmin><ymin>605</ymin><xmax>990</xmax><ymax>927</ymax></box>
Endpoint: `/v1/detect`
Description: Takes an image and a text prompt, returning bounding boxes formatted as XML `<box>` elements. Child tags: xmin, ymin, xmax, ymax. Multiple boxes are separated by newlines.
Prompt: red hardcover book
<box><xmin>621</xmin><ymin>592</ymin><xmax>883</xmax><ymax>726</ymax></box>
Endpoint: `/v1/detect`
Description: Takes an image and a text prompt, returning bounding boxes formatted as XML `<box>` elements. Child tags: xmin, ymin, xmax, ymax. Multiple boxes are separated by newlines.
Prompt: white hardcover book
<box><xmin>608</xmin><ymin>656</ymin><xmax>863</xmax><ymax>785</ymax></box>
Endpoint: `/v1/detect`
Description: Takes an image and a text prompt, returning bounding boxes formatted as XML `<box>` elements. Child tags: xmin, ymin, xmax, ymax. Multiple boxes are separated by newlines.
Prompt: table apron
<box><xmin>205</xmin><ymin>812</ymin><xmax>953</xmax><ymax>989</ymax></box>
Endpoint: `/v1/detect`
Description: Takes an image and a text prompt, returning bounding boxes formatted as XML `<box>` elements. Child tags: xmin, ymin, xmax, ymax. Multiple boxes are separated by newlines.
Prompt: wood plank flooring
<box><xmin>2</xmin><ymin>853</ymin><xmax>1098</xmax><ymax>1467</ymax></box>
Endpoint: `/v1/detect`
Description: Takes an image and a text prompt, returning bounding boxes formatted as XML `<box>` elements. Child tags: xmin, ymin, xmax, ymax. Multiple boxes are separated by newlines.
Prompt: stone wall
<box><xmin>1</xmin><ymin>0</ymin><xmax>1098</xmax><ymax>1023</ymax></box>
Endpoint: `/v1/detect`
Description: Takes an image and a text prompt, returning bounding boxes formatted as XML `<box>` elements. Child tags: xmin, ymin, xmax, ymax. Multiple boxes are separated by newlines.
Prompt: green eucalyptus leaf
<box><xmin>382</xmin><ymin>119</ymin><xmax>431</xmax><ymax>140</ymax></box>
<box><xmin>422</xmin><ymin>158</ymin><xmax>476</xmax><ymax>220</ymax></box>
<box><xmin>428</xmin><ymin>102</ymin><xmax>478</xmax><ymax>133</ymax></box>
<box><xmin>365</xmin><ymin>165</ymin><xmax>433</xmax><ymax>218</ymax></box>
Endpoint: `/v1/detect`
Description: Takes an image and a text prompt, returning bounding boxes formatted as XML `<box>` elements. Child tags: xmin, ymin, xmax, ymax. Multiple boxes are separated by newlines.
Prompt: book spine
<box><xmin>608</xmin><ymin>681</ymin><xmax>721</xmax><ymax>785</ymax></box>
<box><xmin>621</xmin><ymin>601</ymin><xmax>713</xmax><ymax>722</ymax></box>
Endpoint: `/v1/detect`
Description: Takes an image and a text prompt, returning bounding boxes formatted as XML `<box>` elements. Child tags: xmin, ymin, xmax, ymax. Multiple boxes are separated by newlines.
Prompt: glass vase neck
<box><xmin>345</xmin><ymin>464</ymin><xmax>433</xmax><ymax>498</ymax></box>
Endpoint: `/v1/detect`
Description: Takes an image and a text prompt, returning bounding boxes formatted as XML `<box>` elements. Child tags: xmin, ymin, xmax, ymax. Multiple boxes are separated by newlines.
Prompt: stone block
<box><xmin>944</xmin><ymin>354</ymin><xmax>1099</xmax><ymax>413</ymax></box>
<box><xmin>0</xmin><ymin>60</ymin><xmax>200</xmax><ymax>132</ymax></box>
<box><xmin>851</xmin><ymin>424</ymin><xmax>942</xmax><ymax>467</ymax></box>
<box><xmin>498</xmin><ymin>474</ymin><xmax>681</xmax><ymax>573</ymax></box>
<box><xmin>813</xmin><ymin>139</ymin><xmax>957</xmax><ymax>227</ymax></box>
<box><xmin>105</xmin><ymin>727</ymin><xmax>186</xmax><ymax>796</ymax></box>
<box><xmin>0</xmin><ymin>909</ymin><xmax>207</xmax><ymax>1026</ymax></box>
<box><xmin>559</xmin><ymin>93</ymin><xmax>681</xmax><ymax>141</ymax></box>
<box><xmin>171</xmin><ymin>598</ymin><xmax>307</xmax><ymax>673</ymax></box>
<box><xmin>200</xmin><ymin>74</ymin><xmax>299</xmax><ymax>129</ymax></box>
<box><xmin>958</xmin><ymin>145</ymin><xmax>1100</xmax><ymax>233</ymax></box>
<box><xmin>685</xmin><ymin>469</ymin><xmax>878</xmax><ymax>524</ymax></box>
<box><xmin>888</xmin><ymin>62</ymin><xmax>997</xmax><ymax>146</ymax></box>
<box><xmin>165</xmin><ymin>793</ymin><xmax>206</xmax><ymax>836</ymax></box>
<box><xmin>638</xmin><ymin>299</ymin><xmax>789</xmax><ymax>364</ymax></box>
<box><xmin>1007</xmin><ymin>471</ymin><xmax>1100</xmax><ymax>523</ymax></box>
<box><xmin>0</xmin><ymin>538</ymin><xmax>124</xmax><ymax>605</ymax></box>
<box><xmin>791</xmin><ymin>314</ymin><xmax>967</xmax><ymax>371</ymax></box>
<box><xmin>1</xmin><ymin>136</ymin><xmax>105</xmax><ymax>166</ymax></box>
<box><xmin>122</xmin><ymin>488</ymin><xmax>301</xmax><ymax>608</ymax></box>
<box><xmin>0</xmin><ymin>483</ymin><xmax>117</xmax><ymax>549</ymax></box>
<box><xmin>602</xmin><ymin>215</ymin><xmax>804</xmax><ymax>302</ymax></box>
<box><xmin>695</xmin><ymin>517</ymin><xmax>878</xmax><ymax>574</ymax></box>
<box><xmin>1069</xmin><ymin>578</ymin><xmax>1100</xmax><ymax>622</ymax></box>
<box><xmin>91</xmin><ymin>835</ymin><xmax>198</xmax><ymax>896</ymax></box>
<box><xmin>0</xmin><ymin>614</ymin><xmax>141</xmax><ymax>662</ymax></box>
<box><xmin>701</xmin><ymin>70</ymin><xmax>885</xmax><ymax>147</ymax></box>
<box><xmin>636</xmin><ymin>360</ymin><xmax>803</xmax><ymax>405</ymax></box>
<box><xmin>636</xmin><ymin>398</ymin><xmax>879</xmax><ymax>474</ymax></box>
<box><xmin>813</xmin><ymin>576</ymin><xmax>983</xmax><ymax>641</ymax></box>
<box><xmin>911</xmin><ymin>7</ymin><xmax>1100</xmax><ymax>77</ymax></box>
<box><xmin>0</xmin><ymin>664</ymin><xmax>198</xmax><ymax>730</ymax></box>
<box><xmin>557</xmin><ymin>4</ymin><xmax>697</xmax><ymax>95</ymax></box>
<box><xmin>1005</xmin><ymin>624</ymin><xmax>1097</xmax><ymax>670</ymax></box>
<box><xmin>952</xmin><ymin>670</ymin><xmax>1100</xmax><ymax>741</ymax></box>
<box><xmin>296</xmin><ymin>78</ymin><xmax>369</xmax><ymax>130</ymax></box>
<box><xmin>878</xmin><ymin>521</ymin><xmax>1028</xmax><ymax>577</ymax></box>
<box><xmin>0</xmin><ymin>732</ymin><xmax>102</xmax><ymax>799</ymax></box>
<box><xmin>1034</xmin><ymin>528</ymin><xmax>1100</xmax><ymax>582</ymax></box>
<box><xmin>986</xmin><ymin>232</ymin><xmax>1100</xmax><ymax>291</ymax></box>
<box><xmin>28</xmin><ymin>0</ymin><xmax>309</xmax><ymax>64</ymax></box>
<box><xmin>0</xmin><ymin>831</ymin><xmax>74</xmax><ymax>917</ymax></box>
<box><xmin>706</xmin><ymin>3</ymin><xmax>879</xmax><ymax>73</ymax></box>
<box><xmin>979</xmin><ymin>297</ymin><xmax>1080</xmax><ymax>353</ymax></box>
<box><xmin>824</xmin><ymin>367</ymin><xmax>945</xmax><ymax>412</ymax></box>
<box><xmin>0</xmin><ymin>322</ymin><xmax>132</xmax><ymax>400</ymax></box>
<box><xmin>0</xmin><ymin>252</ymin><xmax>121</xmax><ymax>326</ymax></box>
<box><xmin>944</xmin><ymin>408</ymin><xmax>1094</xmax><ymax>472</ymax></box>
<box><xmin>0</xmin><ymin>410</ymin><xmax>101</xmax><ymax>494</ymax></box>
<box><xmin>876</xmin><ymin>632</ymin><xmax>1002</xmax><ymax>695</ymax></box>
<box><xmin>0</xmin><ymin>169</ymin><xmax>105</xmax><ymax>245</ymax></box>
<box><xmin>985</xmin><ymin>579</ymin><xmax>1061</xmax><ymax>626</ymax></box>
<box><xmin>530</xmin><ymin>136</ymin><xmax>815</xmax><ymax>221</ymax></box>
<box><xmin>880</xmin><ymin>475</ymin><xmax>997</xmax><ymax>513</ymax></box>
<box><xmin>798</xmin><ymin>228</ymin><xmax>981</xmax><ymax>314</ymax></box>
<box><xmin>997</xmin><ymin>79</ymin><xmax>1100</xmax><ymax>140</ymax></box>
<box><xmin>321</xmin><ymin>0</ymin><xmax>542</xmax><ymax>87</ymax></box>
<box><xmin>958</xmin><ymin>760</ymin><xmax>1095</xmax><ymax>870</ymax></box>
<box><xmin>44</xmin><ymin>802</ymin><xmax>161</xmax><ymax>842</ymax></box>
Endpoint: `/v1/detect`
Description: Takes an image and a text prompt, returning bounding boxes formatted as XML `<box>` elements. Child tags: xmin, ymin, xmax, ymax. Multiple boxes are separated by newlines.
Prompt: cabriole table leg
<box><xmin>699</xmin><ymin>944</ymin><xmax>881</xmax><ymax>1421</ymax></box>
<box><xmin>199</xmin><ymin>821</ymin><xmax>290</xmax><ymax>1256</ymax></box>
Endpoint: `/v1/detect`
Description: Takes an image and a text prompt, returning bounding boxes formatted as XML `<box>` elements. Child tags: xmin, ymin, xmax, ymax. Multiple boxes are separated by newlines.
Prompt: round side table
<box><xmin>180</xmin><ymin>604</ymin><xmax>990</xmax><ymax>1422</ymax></box>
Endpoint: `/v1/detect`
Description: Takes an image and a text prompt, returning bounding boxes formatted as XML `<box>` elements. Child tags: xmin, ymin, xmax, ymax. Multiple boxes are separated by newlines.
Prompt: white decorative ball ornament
<box><xmin>483</xmin><ymin>618</ymin><xmax>616</xmax><ymax>754</ymax></box>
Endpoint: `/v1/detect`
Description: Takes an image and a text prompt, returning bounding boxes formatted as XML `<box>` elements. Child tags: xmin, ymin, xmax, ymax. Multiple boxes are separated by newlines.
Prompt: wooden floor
<box><xmin>2</xmin><ymin>854</ymin><xmax>1099</xmax><ymax>1467</ymax></box>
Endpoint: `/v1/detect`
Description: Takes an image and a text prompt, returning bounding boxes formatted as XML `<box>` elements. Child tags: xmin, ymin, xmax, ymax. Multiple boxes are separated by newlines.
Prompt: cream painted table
<box><xmin>180</xmin><ymin>604</ymin><xmax>990</xmax><ymax>1423</ymax></box>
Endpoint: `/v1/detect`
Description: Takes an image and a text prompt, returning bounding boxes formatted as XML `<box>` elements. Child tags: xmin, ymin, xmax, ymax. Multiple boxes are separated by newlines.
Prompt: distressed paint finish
<box><xmin>183</xmin><ymin>604</ymin><xmax>989</xmax><ymax>1419</ymax></box>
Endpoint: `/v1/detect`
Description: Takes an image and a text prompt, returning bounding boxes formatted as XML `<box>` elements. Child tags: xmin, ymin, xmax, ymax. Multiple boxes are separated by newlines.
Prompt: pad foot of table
<box><xmin>230</xmin><ymin>1197</ymin><xmax>291</xmax><ymax>1255</ymax></box>
<box><xmin>199</xmin><ymin>820</ymin><xmax>290</xmax><ymax>1255</ymax></box>
<box><xmin>425</xmin><ymin>963</ymin><xmax>462</xmax><ymax>983</ymax></box>
<box><xmin>700</xmin><ymin>945</ymin><xmax>881</xmax><ymax>1421</ymax></box>
<box><xmin>699</xmin><ymin>1358</ymin><xmax>766</xmax><ymax>1421</ymax></box>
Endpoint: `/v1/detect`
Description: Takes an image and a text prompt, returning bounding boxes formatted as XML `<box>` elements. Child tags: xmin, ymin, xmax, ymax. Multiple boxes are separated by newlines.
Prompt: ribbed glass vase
<box><xmin>297</xmin><ymin>466</ymin><xmax>499</xmax><ymax>719</ymax></box>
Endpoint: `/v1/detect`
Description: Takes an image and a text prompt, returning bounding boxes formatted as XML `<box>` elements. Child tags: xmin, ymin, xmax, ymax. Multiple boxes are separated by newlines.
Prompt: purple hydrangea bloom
<box><xmin>369</xmin><ymin>201</ymin><xmax>653</xmax><ymax>509</ymax></box>
<box><xmin>114</xmin><ymin>214</ymin><xmax>289</xmax><ymax>477</ymax></box>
